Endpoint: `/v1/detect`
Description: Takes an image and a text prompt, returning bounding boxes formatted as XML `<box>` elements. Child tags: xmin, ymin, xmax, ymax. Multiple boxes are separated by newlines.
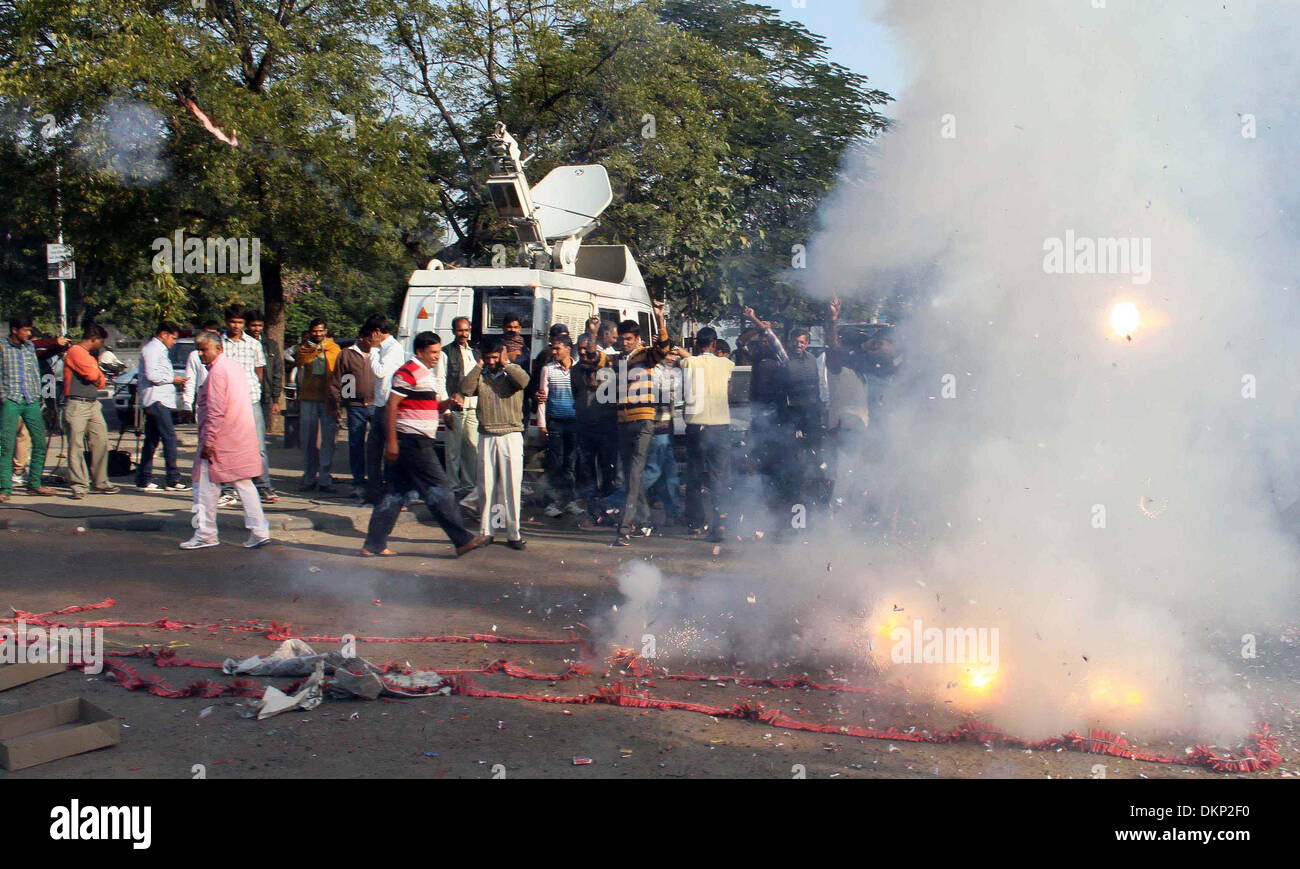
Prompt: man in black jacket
<box><xmin>444</xmin><ymin>316</ymin><xmax>481</xmax><ymax>494</ymax></box>
<box><xmin>246</xmin><ymin>311</ymin><xmax>282</xmax><ymax>432</ymax></box>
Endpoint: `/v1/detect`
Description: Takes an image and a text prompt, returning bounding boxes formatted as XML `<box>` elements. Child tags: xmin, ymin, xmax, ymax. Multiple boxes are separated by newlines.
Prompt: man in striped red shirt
<box><xmin>361</xmin><ymin>331</ymin><xmax>487</xmax><ymax>558</ymax></box>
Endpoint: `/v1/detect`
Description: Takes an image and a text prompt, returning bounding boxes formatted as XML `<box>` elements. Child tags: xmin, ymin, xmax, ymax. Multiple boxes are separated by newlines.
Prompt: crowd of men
<box><xmin>0</xmin><ymin>295</ymin><xmax>897</xmax><ymax>554</ymax></box>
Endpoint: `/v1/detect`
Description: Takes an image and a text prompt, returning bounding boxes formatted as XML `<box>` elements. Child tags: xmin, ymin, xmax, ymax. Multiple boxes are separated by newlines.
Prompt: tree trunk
<box><xmin>262</xmin><ymin>257</ymin><xmax>285</xmax><ymax>436</ymax></box>
<box><xmin>263</xmin><ymin>257</ymin><xmax>284</xmax><ymax>356</ymax></box>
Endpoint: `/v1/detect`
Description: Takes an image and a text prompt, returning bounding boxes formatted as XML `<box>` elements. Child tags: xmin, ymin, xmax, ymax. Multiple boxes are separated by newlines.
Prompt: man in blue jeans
<box><xmin>536</xmin><ymin>335</ymin><xmax>583</xmax><ymax>517</ymax></box>
<box><xmin>135</xmin><ymin>321</ymin><xmax>190</xmax><ymax>491</ymax></box>
<box><xmin>331</xmin><ymin>327</ymin><xmax>378</xmax><ymax>500</ymax></box>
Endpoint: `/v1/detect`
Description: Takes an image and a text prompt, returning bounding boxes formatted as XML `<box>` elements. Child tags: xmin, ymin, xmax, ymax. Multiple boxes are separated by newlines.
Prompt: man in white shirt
<box><xmin>135</xmin><ymin>321</ymin><xmax>189</xmax><ymax>491</ymax></box>
<box><xmin>679</xmin><ymin>326</ymin><xmax>735</xmax><ymax>541</ymax></box>
<box><xmin>181</xmin><ymin>324</ymin><xmax>217</xmax><ymax>412</ymax></box>
<box><xmin>363</xmin><ymin>317</ymin><xmax>405</xmax><ymax>504</ymax></box>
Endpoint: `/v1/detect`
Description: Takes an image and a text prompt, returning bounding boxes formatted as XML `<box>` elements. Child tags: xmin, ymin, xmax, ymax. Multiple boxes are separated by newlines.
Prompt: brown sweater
<box><xmin>330</xmin><ymin>343</ymin><xmax>377</xmax><ymax>406</ymax></box>
<box><xmin>460</xmin><ymin>362</ymin><xmax>530</xmax><ymax>434</ymax></box>
<box><xmin>293</xmin><ymin>338</ymin><xmax>340</xmax><ymax>403</ymax></box>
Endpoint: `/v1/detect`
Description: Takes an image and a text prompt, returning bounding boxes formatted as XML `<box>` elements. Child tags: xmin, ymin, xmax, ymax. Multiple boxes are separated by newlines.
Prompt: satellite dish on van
<box><xmin>530</xmin><ymin>165</ymin><xmax>612</xmax><ymax>240</ymax></box>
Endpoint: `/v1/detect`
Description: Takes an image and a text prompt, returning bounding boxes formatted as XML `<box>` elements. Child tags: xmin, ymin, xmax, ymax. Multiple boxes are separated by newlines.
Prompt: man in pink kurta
<box><xmin>181</xmin><ymin>332</ymin><xmax>271</xmax><ymax>549</ymax></box>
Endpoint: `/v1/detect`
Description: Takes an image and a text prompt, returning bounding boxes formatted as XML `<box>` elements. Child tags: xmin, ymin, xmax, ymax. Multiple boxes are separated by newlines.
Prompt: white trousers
<box><xmin>477</xmin><ymin>431</ymin><xmax>523</xmax><ymax>541</ymax></box>
<box><xmin>446</xmin><ymin>408</ymin><xmax>480</xmax><ymax>491</ymax></box>
<box><xmin>193</xmin><ymin>459</ymin><xmax>270</xmax><ymax>541</ymax></box>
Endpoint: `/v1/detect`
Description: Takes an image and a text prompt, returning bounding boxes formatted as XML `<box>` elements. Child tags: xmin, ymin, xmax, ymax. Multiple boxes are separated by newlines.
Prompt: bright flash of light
<box><xmin>877</xmin><ymin>612</ymin><xmax>904</xmax><ymax>642</ymax></box>
<box><xmin>1087</xmin><ymin>676</ymin><xmax>1145</xmax><ymax>710</ymax></box>
<box><xmin>962</xmin><ymin>667</ymin><xmax>998</xmax><ymax>693</ymax></box>
<box><xmin>1110</xmin><ymin>301</ymin><xmax>1140</xmax><ymax>338</ymax></box>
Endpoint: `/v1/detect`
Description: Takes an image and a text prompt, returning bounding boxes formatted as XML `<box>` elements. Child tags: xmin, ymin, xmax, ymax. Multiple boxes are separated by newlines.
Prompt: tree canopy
<box><xmin>0</xmin><ymin>0</ymin><xmax>891</xmax><ymax>341</ymax></box>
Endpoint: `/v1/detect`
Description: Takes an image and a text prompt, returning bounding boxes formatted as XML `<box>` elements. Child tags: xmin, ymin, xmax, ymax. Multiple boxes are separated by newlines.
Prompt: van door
<box><xmin>551</xmin><ymin>289</ymin><xmax>596</xmax><ymax>338</ymax></box>
<box><xmin>403</xmin><ymin>287</ymin><xmax>472</xmax><ymax>349</ymax></box>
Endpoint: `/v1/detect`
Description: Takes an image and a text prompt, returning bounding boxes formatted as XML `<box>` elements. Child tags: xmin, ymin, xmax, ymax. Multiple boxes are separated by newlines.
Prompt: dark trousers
<box><xmin>346</xmin><ymin>404</ymin><xmax>375</xmax><ymax>487</ymax></box>
<box><xmin>685</xmin><ymin>423</ymin><xmax>731</xmax><ymax>535</ymax></box>
<box><xmin>364</xmin><ymin>403</ymin><xmax>388</xmax><ymax>503</ymax></box>
<box><xmin>544</xmin><ymin>415</ymin><xmax>578</xmax><ymax>505</ymax></box>
<box><xmin>364</xmin><ymin>433</ymin><xmax>474</xmax><ymax>552</ymax></box>
<box><xmin>136</xmin><ymin>402</ymin><xmax>180</xmax><ymax>486</ymax></box>
<box><xmin>616</xmin><ymin>419</ymin><xmax>654</xmax><ymax>536</ymax></box>
<box><xmin>778</xmin><ymin>403</ymin><xmax>827</xmax><ymax>508</ymax></box>
<box><xmin>576</xmin><ymin>419</ymin><xmax>618</xmax><ymax>502</ymax></box>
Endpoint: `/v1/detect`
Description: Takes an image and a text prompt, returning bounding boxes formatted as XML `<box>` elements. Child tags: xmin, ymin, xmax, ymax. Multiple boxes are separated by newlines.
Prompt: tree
<box><xmin>1</xmin><ymin>0</ymin><xmax>890</xmax><ymax>340</ymax></box>
<box><xmin>385</xmin><ymin>0</ymin><xmax>890</xmax><ymax>322</ymax></box>
<box><xmin>0</xmin><ymin>0</ymin><xmax>434</xmax><ymax>349</ymax></box>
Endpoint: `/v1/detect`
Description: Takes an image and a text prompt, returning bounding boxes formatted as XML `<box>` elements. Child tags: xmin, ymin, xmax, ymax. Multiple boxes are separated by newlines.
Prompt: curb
<box><xmin>0</xmin><ymin>503</ymin><xmax>424</xmax><ymax>536</ymax></box>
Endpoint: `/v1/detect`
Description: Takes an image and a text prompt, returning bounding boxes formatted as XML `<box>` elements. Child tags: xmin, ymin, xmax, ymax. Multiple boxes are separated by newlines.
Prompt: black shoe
<box><xmin>614</xmin><ymin>534</ymin><xmax>632</xmax><ymax>547</ymax></box>
<box><xmin>505</xmin><ymin>539</ymin><xmax>526</xmax><ymax>550</ymax></box>
<box><xmin>455</xmin><ymin>535</ymin><xmax>490</xmax><ymax>557</ymax></box>
<box><xmin>300</xmin><ymin>481</ymin><xmax>318</xmax><ymax>492</ymax></box>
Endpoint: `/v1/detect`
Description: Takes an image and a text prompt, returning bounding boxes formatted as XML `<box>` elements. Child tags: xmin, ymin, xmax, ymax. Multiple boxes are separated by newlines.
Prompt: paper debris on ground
<box><xmin>255</xmin><ymin>662</ymin><xmax>325</xmax><ymax>719</ymax></box>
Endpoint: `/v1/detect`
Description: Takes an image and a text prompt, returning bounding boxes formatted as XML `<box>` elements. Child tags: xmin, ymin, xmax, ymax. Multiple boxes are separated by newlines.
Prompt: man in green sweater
<box><xmin>460</xmin><ymin>337</ymin><xmax>530</xmax><ymax>549</ymax></box>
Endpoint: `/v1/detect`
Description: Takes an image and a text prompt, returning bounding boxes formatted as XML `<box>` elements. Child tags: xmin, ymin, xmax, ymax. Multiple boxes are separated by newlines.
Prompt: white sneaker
<box><xmin>565</xmin><ymin>500</ymin><xmax>586</xmax><ymax>515</ymax></box>
<box><xmin>165</xmin><ymin>482</ymin><xmax>191</xmax><ymax>491</ymax></box>
<box><xmin>216</xmin><ymin>493</ymin><xmax>240</xmax><ymax>508</ymax></box>
<box><xmin>544</xmin><ymin>503</ymin><xmax>564</xmax><ymax>518</ymax></box>
<box><xmin>136</xmin><ymin>482</ymin><xmax>160</xmax><ymax>491</ymax></box>
<box><xmin>179</xmin><ymin>536</ymin><xmax>219</xmax><ymax>550</ymax></box>
<box><xmin>243</xmin><ymin>534</ymin><xmax>271</xmax><ymax>549</ymax></box>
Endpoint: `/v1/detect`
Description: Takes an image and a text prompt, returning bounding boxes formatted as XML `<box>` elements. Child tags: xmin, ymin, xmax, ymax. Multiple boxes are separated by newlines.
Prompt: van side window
<box><xmin>638</xmin><ymin>311</ymin><xmax>651</xmax><ymax>338</ymax></box>
<box><xmin>599</xmin><ymin>307</ymin><xmax>619</xmax><ymax>328</ymax></box>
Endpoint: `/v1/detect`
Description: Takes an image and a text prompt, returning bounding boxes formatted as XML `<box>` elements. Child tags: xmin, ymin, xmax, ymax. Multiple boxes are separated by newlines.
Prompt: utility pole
<box><xmin>56</xmin><ymin>159</ymin><xmax>66</xmax><ymax>335</ymax></box>
<box><xmin>47</xmin><ymin>161</ymin><xmax>71</xmax><ymax>338</ymax></box>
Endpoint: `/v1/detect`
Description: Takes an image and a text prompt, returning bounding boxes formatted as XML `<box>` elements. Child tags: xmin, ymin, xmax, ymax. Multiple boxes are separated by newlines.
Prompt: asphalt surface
<box><xmin>0</xmin><ymin>428</ymin><xmax>1297</xmax><ymax>779</ymax></box>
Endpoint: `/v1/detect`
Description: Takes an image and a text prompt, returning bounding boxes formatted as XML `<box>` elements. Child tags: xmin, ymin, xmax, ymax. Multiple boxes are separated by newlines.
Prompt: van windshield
<box><xmin>482</xmin><ymin>288</ymin><xmax>534</xmax><ymax>331</ymax></box>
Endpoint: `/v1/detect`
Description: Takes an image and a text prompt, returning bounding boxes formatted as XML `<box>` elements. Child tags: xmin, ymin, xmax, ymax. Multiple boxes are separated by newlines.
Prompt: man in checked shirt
<box><xmin>0</xmin><ymin>314</ymin><xmax>69</xmax><ymax>501</ymax></box>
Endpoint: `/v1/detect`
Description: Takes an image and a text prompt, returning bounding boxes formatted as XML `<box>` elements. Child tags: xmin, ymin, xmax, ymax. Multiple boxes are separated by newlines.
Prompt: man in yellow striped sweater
<box><xmin>589</xmin><ymin>299</ymin><xmax>671</xmax><ymax>546</ymax></box>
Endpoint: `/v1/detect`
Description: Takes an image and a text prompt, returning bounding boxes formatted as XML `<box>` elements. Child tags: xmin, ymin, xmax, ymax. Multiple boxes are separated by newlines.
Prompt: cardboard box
<box><xmin>0</xmin><ymin>662</ymin><xmax>67</xmax><ymax>692</ymax></box>
<box><xmin>0</xmin><ymin>698</ymin><xmax>119</xmax><ymax>771</ymax></box>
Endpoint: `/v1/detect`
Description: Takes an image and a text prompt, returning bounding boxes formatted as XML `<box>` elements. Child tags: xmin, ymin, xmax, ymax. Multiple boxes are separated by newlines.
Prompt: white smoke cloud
<box><xmin>75</xmin><ymin>96</ymin><xmax>170</xmax><ymax>185</ymax></box>
<box><xmin>606</xmin><ymin>0</ymin><xmax>1300</xmax><ymax>744</ymax></box>
<box><xmin>802</xmin><ymin>0</ymin><xmax>1300</xmax><ymax>740</ymax></box>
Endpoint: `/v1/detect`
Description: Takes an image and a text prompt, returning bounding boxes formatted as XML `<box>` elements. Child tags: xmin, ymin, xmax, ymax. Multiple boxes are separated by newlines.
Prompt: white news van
<box><xmin>397</xmin><ymin>251</ymin><xmax>656</xmax><ymax>366</ymax></box>
<box><xmin>396</xmin><ymin>123</ymin><xmax>656</xmax><ymax>435</ymax></box>
<box><xmin>398</xmin><ymin>123</ymin><xmax>656</xmax><ymax>365</ymax></box>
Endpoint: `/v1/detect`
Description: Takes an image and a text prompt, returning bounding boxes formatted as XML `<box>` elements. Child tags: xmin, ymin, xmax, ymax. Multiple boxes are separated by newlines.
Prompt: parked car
<box><xmin>112</xmin><ymin>339</ymin><xmax>195</xmax><ymax>429</ymax></box>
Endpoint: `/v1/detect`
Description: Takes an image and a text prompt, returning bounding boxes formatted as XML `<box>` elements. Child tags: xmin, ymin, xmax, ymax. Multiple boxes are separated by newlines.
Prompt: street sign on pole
<box><xmin>47</xmin><ymin>241</ymin><xmax>73</xmax><ymax>334</ymax></box>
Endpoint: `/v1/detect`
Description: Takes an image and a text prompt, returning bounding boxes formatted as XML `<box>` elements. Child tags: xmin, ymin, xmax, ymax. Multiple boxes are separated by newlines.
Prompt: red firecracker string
<box><xmin>18</xmin><ymin>600</ymin><xmax>1283</xmax><ymax>774</ymax></box>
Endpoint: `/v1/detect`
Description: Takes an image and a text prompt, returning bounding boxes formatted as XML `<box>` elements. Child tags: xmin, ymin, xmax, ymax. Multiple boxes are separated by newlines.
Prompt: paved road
<box><xmin>1</xmin><ymin>429</ymin><xmax>1296</xmax><ymax>779</ymax></box>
